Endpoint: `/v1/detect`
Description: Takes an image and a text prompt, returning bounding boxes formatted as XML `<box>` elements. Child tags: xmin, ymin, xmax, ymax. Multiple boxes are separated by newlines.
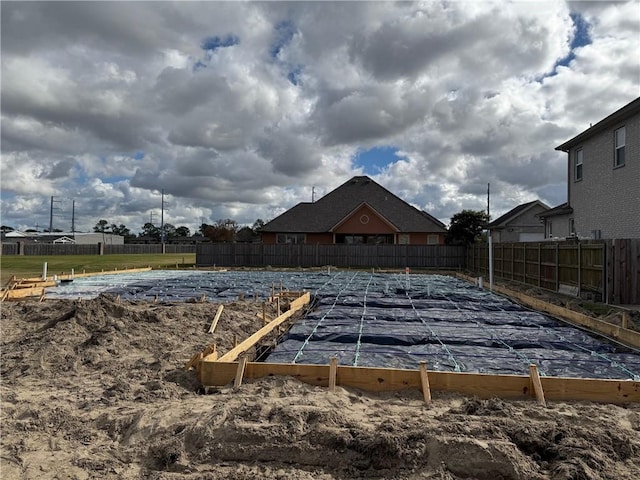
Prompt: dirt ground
<box><xmin>1</xmin><ymin>294</ymin><xmax>639</xmax><ymax>480</ymax></box>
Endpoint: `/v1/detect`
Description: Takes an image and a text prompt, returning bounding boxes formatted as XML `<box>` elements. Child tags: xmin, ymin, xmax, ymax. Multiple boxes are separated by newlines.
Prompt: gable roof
<box><xmin>537</xmin><ymin>202</ymin><xmax>573</xmax><ymax>219</ymax></box>
<box><xmin>262</xmin><ymin>176</ymin><xmax>446</xmax><ymax>233</ymax></box>
<box><xmin>488</xmin><ymin>200</ymin><xmax>549</xmax><ymax>229</ymax></box>
<box><xmin>555</xmin><ymin>97</ymin><xmax>640</xmax><ymax>152</ymax></box>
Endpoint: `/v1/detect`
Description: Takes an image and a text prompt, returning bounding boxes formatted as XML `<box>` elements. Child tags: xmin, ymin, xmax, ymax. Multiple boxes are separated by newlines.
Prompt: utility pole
<box><xmin>71</xmin><ymin>200</ymin><xmax>76</xmax><ymax>237</ymax></box>
<box><xmin>312</xmin><ymin>186</ymin><xmax>316</xmax><ymax>202</ymax></box>
<box><xmin>160</xmin><ymin>189</ymin><xmax>165</xmax><ymax>245</ymax></box>
<box><xmin>487</xmin><ymin>183</ymin><xmax>493</xmax><ymax>291</ymax></box>
<box><xmin>48</xmin><ymin>196</ymin><xmax>61</xmax><ymax>232</ymax></box>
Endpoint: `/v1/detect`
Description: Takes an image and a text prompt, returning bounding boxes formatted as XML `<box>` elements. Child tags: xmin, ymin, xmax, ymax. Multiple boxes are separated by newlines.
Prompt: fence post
<box><xmin>537</xmin><ymin>243</ymin><xmax>541</xmax><ymax>287</ymax></box>
<box><xmin>555</xmin><ymin>243</ymin><xmax>559</xmax><ymax>292</ymax></box>
<box><xmin>577</xmin><ymin>242</ymin><xmax>582</xmax><ymax>297</ymax></box>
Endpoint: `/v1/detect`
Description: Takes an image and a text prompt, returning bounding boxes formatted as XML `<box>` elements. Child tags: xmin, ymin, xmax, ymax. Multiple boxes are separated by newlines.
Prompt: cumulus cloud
<box><xmin>1</xmin><ymin>1</ymin><xmax>638</xmax><ymax>233</ymax></box>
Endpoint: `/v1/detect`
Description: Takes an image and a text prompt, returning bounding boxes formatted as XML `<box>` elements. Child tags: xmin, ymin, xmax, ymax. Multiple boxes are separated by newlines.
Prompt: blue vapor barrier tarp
<box><xmin>46</xmin><ymin>270</ymin><xmax>640</xmax><ymax>379</ymax></box>
<box><xmin>264</xmin><ymin>273</ymin><xmax>640</xmax><ymax>380</ymax></box>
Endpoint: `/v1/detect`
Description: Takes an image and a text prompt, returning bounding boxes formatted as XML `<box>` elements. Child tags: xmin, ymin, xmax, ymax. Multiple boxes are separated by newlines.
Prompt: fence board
<box><xmin>196</xmin><ymin>243</ymin><xmax>466</xmax><ymax>269</ymax></box>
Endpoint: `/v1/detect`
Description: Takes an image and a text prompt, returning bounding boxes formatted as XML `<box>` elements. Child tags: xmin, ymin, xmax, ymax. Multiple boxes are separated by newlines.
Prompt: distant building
<box><xmin>488</xmin><ymin>200</ymin><xmax>549</xmax><ymax>243</ymax></box>
<box><xmin>261</xmin><ymin>176</ymin><xmax>447</xmax><ymax>245</ymax></box>
<box><xmin>1</xmin><ymin>231</ymin><xmax>124</xmax><ymax>245</ymax></box>
<box><xmin>543</xmin><ymin>97</ymin><xmax>640</xmax><ymax>239</ymax></box>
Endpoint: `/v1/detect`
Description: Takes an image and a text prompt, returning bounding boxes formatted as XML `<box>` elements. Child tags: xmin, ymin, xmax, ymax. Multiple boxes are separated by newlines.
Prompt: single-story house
<box><xmin>488</xmin><ymin>200</ymin><xmax>549</xmax><ymax>243</ymax></box>
<box><xmin>260</xmin><ymin>176</ymin><xmax>447</xmax><ymax>245</ymax></box>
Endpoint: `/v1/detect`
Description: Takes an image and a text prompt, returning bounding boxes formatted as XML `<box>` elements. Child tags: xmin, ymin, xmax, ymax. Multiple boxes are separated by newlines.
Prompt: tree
<box><xmin>161</xmin><ymin>223</ymin><xmax>176</xmax><ymax>241</ymax></box>
<box><xmin>252</xmin><ymin>219</ymin><xmax>265</xmax><ymax>232</ymax></box>
<box><xmin>446</xmin><ymin>210</ymin><xmax>489</xmax><ymax>246</ymax></box>
<box><xmin>198</xmin><ymin>223</ymin><xmax>209</xmax><ymax>236</ymax></box>
<box><xmin>175</xmin><ymin>226</ymin><xmax>191</xmax><ymax>237</ymax></box>
<box><xmin>140</xmin><ymin>222</ymin><xmax>160</xmax><ymax>240</ymax></box>
<box><xmin>203</xmin><ymin>219</ymin><xmax>238</xmax><ymax>243</ymax></box>
<box><xmin>1</xmin><ymin>225</ymin><xmax>15</xmax><ymax>233</ymax></box>
<box><xmin>93</xmin><ymin>219</ymin><xmax>110</xmax><ymax>233</ymax></box>
<box><xmin>111</xmin><ymin>224</ymin><xmax>131</xmax><ymax>237</ymax></box>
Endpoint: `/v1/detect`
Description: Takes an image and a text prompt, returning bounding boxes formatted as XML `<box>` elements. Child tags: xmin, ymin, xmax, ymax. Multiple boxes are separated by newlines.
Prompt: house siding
<box><xmin>493</xmin><ymin>205</ymin><xmax>547</xmax><ymax>242</ymax></box>
<box><xmin>568</xmin><ymin>113</ymin><xmax>640</xmax><ymax>239</ymax></box>
<box><xmin>333</xmin><ymin>204</ymin><xmax>396</xmax><ymax>234</ymax></box>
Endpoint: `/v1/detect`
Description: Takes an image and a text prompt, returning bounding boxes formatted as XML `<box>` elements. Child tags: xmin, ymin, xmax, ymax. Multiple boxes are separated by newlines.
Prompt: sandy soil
<box><xmin>1</xmin><ymin>295</ymin><xmax>639</xmax><ymax>480</ymax></box>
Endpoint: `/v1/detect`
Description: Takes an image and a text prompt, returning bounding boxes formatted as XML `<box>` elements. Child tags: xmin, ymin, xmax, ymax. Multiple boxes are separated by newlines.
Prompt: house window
<box><xmin>615</xmin><ymin>126</ymin><xmax>625</xmax><ymax>167</ymax></box>
<box><xmin>546</xmin><ymin>221</ymin><xmax>553</xmax><ymax>238</ymax></box>
<box><xmin>427</xmin><ymin>234</ymin><xmax>439</xmax><ymax>245</ymax></box>
<box><xmin>398</xmin><ymin>234</ymin><xmax>410</xmax><ymax>245</ymax></box>
<box><xmin>569</xmin><ymin>218</ymin><xmax>575</xmax><ymax>236</ymax></box>
<box><xmin>575</xmin><ymin>148</ymin><xmax>583</xmax><ymax>181</ymax></box>
<box><xmin>335</xmin><ymin>234</ymin><xmax>393</xmax><ymax>244</ymax></box>
<box><xmin>276</xmin><ymin>233</ymin><xmax>305</xmax><ymax>244</ymax></box>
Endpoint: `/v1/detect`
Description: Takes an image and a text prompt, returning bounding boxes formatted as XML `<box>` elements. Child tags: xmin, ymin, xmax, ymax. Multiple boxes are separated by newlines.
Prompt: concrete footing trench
<box><xmin>47</xmin><ymin>270</ymin><xmax>640</xmax><ymax>380</ymax></box>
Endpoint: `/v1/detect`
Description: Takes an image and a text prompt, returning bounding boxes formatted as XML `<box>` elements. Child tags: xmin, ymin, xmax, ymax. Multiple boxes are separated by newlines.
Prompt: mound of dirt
<box><xmin>1</xmin><ymin>296</ymin><xmax>639</xmax><ymax>479</ymax></box>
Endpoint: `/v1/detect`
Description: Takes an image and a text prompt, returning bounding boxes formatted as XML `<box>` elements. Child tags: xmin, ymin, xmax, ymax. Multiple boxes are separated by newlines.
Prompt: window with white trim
<box><xmin>427</xmin><ymin>234</ymin><xmax>439</xmax><ymax>245</ymax></box>
<box><xmin>546</xmin><ymin>220</ymin><xmax>553</xmax><ymax>238</ymax></box>
<box><xmin>615</xmin><ymin>126</ymin><xmax>625</xmax><ymax>167</ymax></box>
<box><xmin>575</xmin><ymin>148</ymin><xmax>583</xmax><ymax>181</ymax></box>
<box><xmin>276</xmin><ymin>233</ymin><xmax>305</xmax><ymax>244</ymax></box>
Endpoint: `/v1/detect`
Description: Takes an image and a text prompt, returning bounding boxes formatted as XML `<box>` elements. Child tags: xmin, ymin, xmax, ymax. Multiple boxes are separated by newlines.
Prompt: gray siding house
<box><xmin>488</xmin><ymin>200</ymin><xmax>549</xmax><ymax>242</ymax></box>
<box><xmin>544</xmin><ymin>97</ymin><xmax>640</xmax><ymax>239</ymax></box>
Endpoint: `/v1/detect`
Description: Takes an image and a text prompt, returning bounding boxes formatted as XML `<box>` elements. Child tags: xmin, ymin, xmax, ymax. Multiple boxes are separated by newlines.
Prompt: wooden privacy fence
<box><xmin>468</xmin><ymin>239</ymin><xmax>640</xmax><ymax>305</ymax></box>
<box><xmin>197</xmin><ymin>243</ymin><xmax>466</xmax><ymax>269</ymax></box>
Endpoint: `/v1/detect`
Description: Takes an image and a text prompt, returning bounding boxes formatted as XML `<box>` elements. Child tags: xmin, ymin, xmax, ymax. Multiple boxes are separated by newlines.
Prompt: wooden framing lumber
<box><xmin>419</xmin><ymin>361</ymin><xmax>432</xmax><ymax>404</ymax></box>
<box><xmin>1</xmin><ymin>286</ymin><xmax>46</xmax><ymax>301</ymax></box>
<box><xmin>529</xmin><ymin>364</ymin><xmax>546</xmax><ymax>407</ymax></box>
<box><xmin>22</xmin><ymin>266</ymin><xmax>152</xmax><ymax>283</ymax></box>
<box><xmin>329</xmin><ymin>357</ymin><xmax>338</xmax><ymax>392</ymax></box>
<box><xmin>197</xmin><ymin>361</ymin><xmax>640</xmax><ymax>404</ymax></box>
<box><xmin>234</xmin><ymin>356</ymin><xmax>248</xmax><ymax>388</ymax></box>
<box><xmin>215</xmin><ymin>292</ymin><xmax>311</xmax><ymax>363</ymax></box>
<box><xmin>208</xmin><ymin>305</ymin><xmax>224</xmax><ymax>333</ymax></box>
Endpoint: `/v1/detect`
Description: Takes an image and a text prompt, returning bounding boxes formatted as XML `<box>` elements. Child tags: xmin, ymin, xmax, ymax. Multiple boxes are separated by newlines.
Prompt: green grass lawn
<box><xmin>0</xmin><ymin>253</ymin><xmax>196</xmax><ymax>285</ymax></box>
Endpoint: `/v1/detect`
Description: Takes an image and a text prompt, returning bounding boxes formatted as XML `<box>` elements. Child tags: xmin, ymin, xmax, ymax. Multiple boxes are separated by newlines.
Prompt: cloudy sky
<box><xmin>1</xmin><ymin>1</ymin><xmax>639</xmax><ymax>235</ymax></box>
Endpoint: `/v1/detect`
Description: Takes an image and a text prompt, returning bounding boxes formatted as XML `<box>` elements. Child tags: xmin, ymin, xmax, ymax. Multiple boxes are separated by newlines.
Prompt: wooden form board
<box><xmin>2</xmin><ymin>286</ymin><xmax>45</xmax><ymax>301</ymax></box>
<box><xmin>214</xmin><ymin>292</ymin><xmax>311</xmax><ymax>363</ymax></box>
<box><xmin>198</xmin><ymin>361</ymin><xmax>640</xmax><ymax>404</ymax></box>
<box><xmin>455</xmin><ymin>273</ymin><xmax>640</xmax><ymax>349</ymax></box>
<box><xmin>22</xmin><ymin>266</ymin><xmax>152</xmax><ymax>283</ymax></box>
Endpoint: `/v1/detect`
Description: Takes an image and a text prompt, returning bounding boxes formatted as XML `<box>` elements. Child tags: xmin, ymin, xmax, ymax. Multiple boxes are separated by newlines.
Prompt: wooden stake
<box><xmin>234</xmin><ymin>356</ymin><xmax>248</xmax><ymax>388</ymax></box>
<box><xmin>115</xmin><ymin>295</ymin><xmax>121</xmax><ymax>304</ymax></box>
<box><xmin>277</xmin><ymin>296</ymin><xmax>281</xmax><ymax>317</ymax></box>
<box><xmin>622</xmin><ymin>312</ymin><xmax>629</xmax><ymax>329</ymax></box>
<box><xmin>208</xmin><ymin>305</ymin><xmax>224</xmax><ymax>333</ymax></box>
<box><xmin>233</xmin><ymin>334</ymin><xmax>238</xmax><ymax>347</ymax></box>
<box><xmin>419</xmin><ymin>361</ymin><xmax>432</xmax><ymax>404</ymax></box>
<box><xmin>271</xmin><ymin>282</ymin><xmax>275</xmax><ymax>301</ymax></box>
<box><xmin>329</xmin><ymin>357</ymin><xmax>338</xmax><ymax>393</ymax></box>
<box><xmin>262</xmin><ymin>302</ymin><xmax>267</xmax><ymax>324</ymax></box>
<box><xmin>529</xmin><ymin>364</ymin><xmax>547</xmax><ymax>407</ymax></box>
<box><xmin>200</xmin><ymin>293</ymin><xmax>206</xmax><ymax>303</ymax></box>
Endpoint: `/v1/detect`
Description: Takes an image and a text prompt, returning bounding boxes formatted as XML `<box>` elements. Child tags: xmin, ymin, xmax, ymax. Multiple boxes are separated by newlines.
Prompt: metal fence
<box><xmin>196</xmin><ymin>243</ymin><xmax>466</xmax><ymax>269</ymax></box>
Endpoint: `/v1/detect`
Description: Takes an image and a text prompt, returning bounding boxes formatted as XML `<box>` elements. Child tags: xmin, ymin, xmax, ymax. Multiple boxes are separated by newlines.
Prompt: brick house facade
<box><xmin>544</xmin><ymin>97</ymin><xmax>640</xmax><ymax>239</ymax></box>
<box><xmin>261</xmin><ymin>176</ymin><xmax>447</xmax><ymax>245</ymax></box>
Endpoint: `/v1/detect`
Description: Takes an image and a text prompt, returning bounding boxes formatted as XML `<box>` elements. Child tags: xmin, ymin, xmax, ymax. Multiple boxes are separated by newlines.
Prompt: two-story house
<box><xmin>540</xmin><ymin>97</ymin><xmax>640</xmax><ymax>239</ymax></box>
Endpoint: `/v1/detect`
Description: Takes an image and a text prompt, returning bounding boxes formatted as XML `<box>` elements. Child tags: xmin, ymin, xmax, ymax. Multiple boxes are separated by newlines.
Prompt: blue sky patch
<box><xmin>287</xmin><ymin>65</ymin><xmax>302</xmax><ymax>86</ymax></box>
<box><xmin>551</xmin><ymin>13</ymin><xmax>592</xmax><ymax>74</ymax></box>
<box><xmin>201</xmin><ymin>34</ymin><xmax>239</xmax><ymax>52</ymax></box>
<box><xmin>354</xmin><ymin>146</ymin><xmax>402</xmax><ymax>174</ymax></box>
<box><xmin>133</xmin><ymin>151</ymin><xmax>145</xmax><ymax>160</ymax></box>
<box><xmin>270</xmin><ymin>20</ymin><xmax>296</xmax><ymax>59</ymax></box>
